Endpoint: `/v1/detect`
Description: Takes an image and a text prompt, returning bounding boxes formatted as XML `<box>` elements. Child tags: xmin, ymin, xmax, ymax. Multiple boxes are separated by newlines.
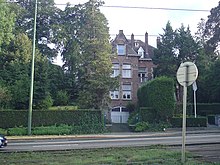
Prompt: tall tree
<box><xmin>12</xmin><ymin>0</ymin><xmax>62</xmax><ymax>59</ymax></box>
<box><xmin>153</xmin><ymin>21</ymin><xmax>177</xmax><ymax>78</ymax></box>
<box><xmin>61</xmin><ymin>0</ymin><xmax>117</xmax><ymax>109</ymax></box>
<box><xmin>204</xmin><ymin>2</ymin><xmax>220</xmax><ymax>56</ymax></box>
<box><xmin>0</xmin><ymin>0</ymin><xmax>15</xmax><ymax>50</ymax></box>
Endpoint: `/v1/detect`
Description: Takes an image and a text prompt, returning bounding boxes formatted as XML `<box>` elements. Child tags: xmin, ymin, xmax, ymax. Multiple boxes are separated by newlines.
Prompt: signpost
<box><xmin>176</xmin><ymin>62</ymin><xmax>198</xmax><ymax>163</ymax></box>
<box><xmin>192</xmin><ymin>82</ymin><xmax>198</xmax><ymax>118</ymax></box>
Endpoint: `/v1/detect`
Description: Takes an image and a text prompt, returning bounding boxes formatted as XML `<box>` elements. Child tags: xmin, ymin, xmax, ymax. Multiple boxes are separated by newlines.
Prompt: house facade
<box><xmin>109</xmin><ymin>30</ymin><xmax>156</xmax><ymax>123</ymax></box>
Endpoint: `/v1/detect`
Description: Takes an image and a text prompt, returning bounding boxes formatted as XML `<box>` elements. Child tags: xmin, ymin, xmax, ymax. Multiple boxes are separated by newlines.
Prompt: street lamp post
<box><xmin>28</xmin><ymin>0</ymin><xmax>38</xmax><ymax>135</ymax></box>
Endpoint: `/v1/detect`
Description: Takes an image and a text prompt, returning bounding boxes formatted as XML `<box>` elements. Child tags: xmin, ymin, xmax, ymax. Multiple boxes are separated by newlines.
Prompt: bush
<box><xmin>137</xmin><ymin>77</ymin><xmax>175</xmax><ymax>122</ymax></box>
<box><xmin>7</xmin><ymin>126</ymin><xmax>27</xmax><ymax>136</ymax></box>
<box><xmin>134</xmin><ymin>122</ymin><xmax>149</xmax><ymax>132</ymax></box>
<box><xmin>208</xmin><ymin>115</ymin><xmax>216</xmax><ymax>125</ymax></box>
<box><xmin>139</xmin><ymin>107</ymin><xmax>156</xmax><ymax>123</ymax></box>
<box><xmin>53</xmin><ymin>90</ymin><xmax>69</xmax><ymax>106</ymax></box>
<box><xmin>0</xmin><ymin>128</ymin><xmax>7</xmax><ymax>135</ymax></box>
<box><xmin>171</xmin><ymin>116</ymin><xmax>207</xmax><ymax>127</ymax></box>
<box><xmin>127</xmin><ymin>111</ymin><xmax>139</xmax><ymax>125</ymax></box>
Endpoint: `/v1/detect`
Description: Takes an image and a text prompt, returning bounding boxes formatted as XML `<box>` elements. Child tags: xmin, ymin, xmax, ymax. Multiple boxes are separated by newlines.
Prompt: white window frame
<box><xmin>110</xmin><ymin>91</ymin><xmax>119</xmax><ymax>100</ymax></box>
<box><xmin>117</xmin><ymin>45</ymin><xmax>126</xmax><ymax>55</ymax></box>
<box><xmin>122</xmin><ymin>64</ymin><xmax>131</xmax><ymax>78</ymax></box>
<box><xmin>122</xmin><ymin>84</ymin><xmax>131</xmax><ymax>100</ymax></box>
<box><xmin>111</xmin><ymin>63</ymin><xmax>120</xmax><ymax>77</ymax></box>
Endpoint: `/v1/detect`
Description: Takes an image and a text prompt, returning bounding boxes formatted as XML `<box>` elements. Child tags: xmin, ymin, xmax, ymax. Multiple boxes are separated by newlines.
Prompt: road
<box><xmin>1</xmin><ymin>133</ymin><xmax>220</xmax><ymax>152</ymax></box>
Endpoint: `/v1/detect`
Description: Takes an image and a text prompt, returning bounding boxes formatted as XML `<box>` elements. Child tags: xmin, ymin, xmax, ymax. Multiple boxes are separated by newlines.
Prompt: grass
<box><xmin>1</xmin><ymin>146</ymin><xmax>216</xmax><ymax>165</ymax></box>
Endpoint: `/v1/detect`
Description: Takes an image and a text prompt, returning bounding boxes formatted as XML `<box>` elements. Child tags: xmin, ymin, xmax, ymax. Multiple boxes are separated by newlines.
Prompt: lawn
<box><xmin>1</xmin><ymin>146</ymin><xmax>214</xmax><ymax>165</ymax></box>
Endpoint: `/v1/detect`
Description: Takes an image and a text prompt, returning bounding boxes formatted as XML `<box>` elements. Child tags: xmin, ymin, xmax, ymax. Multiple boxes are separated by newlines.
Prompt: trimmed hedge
<box><xmin>0</xmin><ymin>110</ymin><xmax>103</xmax><ymax>129</ymax></box>
<box><xmin>171</xmin><ymin>117</ymin><xmax>207</xmax><ymax>127</ymax></box>
<box><xmin>139</xmin><ymin>107</ymin><xmax>156</xmax><ymax>123</ymax></box>
<box><xmin>175</xmin><ymin>103</ymin><xmax>220</xmax><ymax>116</ymax></box>
<box><xmin>137</xmin><ymin>77</ymin><xmax>175</xmax><ymax>122</ymax></box>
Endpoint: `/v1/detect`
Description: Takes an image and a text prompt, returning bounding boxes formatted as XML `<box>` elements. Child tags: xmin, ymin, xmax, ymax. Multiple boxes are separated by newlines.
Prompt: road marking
<box><xmin>33</xmin><ymin>144</ymin><xmax>79</xmax><ymax>148</ymax></box>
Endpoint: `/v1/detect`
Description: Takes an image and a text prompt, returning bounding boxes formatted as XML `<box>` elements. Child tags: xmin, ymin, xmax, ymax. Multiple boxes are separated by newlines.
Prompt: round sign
<box><xmin>176</xmin><ymin>62</ymin><xmax>198</xmax><ymax>87</ymax></box>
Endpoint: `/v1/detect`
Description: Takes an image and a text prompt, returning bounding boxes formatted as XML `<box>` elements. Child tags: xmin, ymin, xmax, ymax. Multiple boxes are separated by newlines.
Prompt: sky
<box><xmin>53</xmin><ymin>0</ymin><xmax>219</xmax><ymax>65</ymax></box>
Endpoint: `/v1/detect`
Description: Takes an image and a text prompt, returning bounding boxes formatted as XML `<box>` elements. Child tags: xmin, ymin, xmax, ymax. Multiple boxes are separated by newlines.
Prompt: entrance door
<box><xmin>111</xmin><ymin>107</ymin><xmax>129</xmax><ymax>123</ymax></box>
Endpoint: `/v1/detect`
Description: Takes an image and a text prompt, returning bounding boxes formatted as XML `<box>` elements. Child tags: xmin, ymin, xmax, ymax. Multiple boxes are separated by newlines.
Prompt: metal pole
<box><xmin>182</xmin><ymin>85</ymin><xmax>187</xmax><ymax>163</ymax></box>
<box><xmin>182</xmin><ymin>65</ymin><xmax>189</xmax><ymax>163</ymax></box>
<box><xmin>194</xmin><ymin>90</ymin><xmax>197</xmax><ymax>118</ymax></box>
<box><xmin>28</xmin><ymin>0</ymin><xmax>38</xmax><ymax>135</ymax></box>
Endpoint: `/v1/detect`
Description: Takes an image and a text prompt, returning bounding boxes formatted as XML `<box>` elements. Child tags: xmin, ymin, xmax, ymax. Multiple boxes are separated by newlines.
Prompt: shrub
<box><xmin>171</xmin><ymin>116</ymin><xmax>207</xmax><ymax>127</ymax></box>
<box><xmin>128</xmin><ymin>111</ymin><xmax>139</xmax><ymax>125</ymax></box>
<box><xmin>134</xmin><ymin>122</ymin><xmax>149</xmax><ymax>132</ymax></box>
<box><xmin>7</xmin><ymin>126</ymin><xmax>27</xmax><ymax>136</ymax></box>
<box><xmin>137</xmin><ymin>77</ymin><xmax>175</xmax><ymax>122</ymax></box>
<box><xmin>208</xmin><ymin>115</ymin><xmax>216</xmax><ymax>125</ymax></box>
<box><xmin>139</xmin><ymin>107</ymin><xmax>156</xmax><ymax>123</ymax></box>
<box><xmin>53</xmin><ymin>90</ymin><xmax>69</xmax><ymax>106</ymax></box>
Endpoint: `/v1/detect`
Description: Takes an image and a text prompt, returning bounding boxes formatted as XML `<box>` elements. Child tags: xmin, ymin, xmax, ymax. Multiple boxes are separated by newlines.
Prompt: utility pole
<box><xmin>28</xmin><ymin>0</ymin><xmax>38</xmax><ymax>135</ymax></box>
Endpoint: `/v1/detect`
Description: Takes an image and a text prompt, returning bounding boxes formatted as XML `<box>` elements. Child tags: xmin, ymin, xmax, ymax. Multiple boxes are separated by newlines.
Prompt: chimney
<box><xmin>156</xmin><ymin>37</ymin><xmax>161</xmax><ymax>48</ymax></box>
<box><xmin>131</xmin><ymin>33</ymin><xmax>134</xmax><ymax>49</ymax></box>
<box><xmin>119</xmin><ymin>30</ymin><xmax>123</xmax><ymax>34</ymax></box>
<box><xmin>145</xmin><ymin>31</ymin><xmax>149</xmax><ymax>58</ymax></box>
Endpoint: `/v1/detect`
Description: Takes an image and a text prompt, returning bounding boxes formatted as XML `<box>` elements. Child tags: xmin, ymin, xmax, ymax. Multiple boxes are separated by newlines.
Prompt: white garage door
<box><xmin>111</xmin><ymin>107</ymin><xmax>129</xmax><ymax>123</ymax></box>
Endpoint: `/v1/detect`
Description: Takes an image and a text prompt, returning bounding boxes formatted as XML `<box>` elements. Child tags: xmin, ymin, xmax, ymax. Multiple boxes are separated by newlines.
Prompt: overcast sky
<box><xmin>53</xmin><ymin>0</ymin><xmax>218</xmax><ymax>65</ymax></box>
<box><xmin>54</xmin><ymin>0</ymin><xmax>219</xmax><ymax>47</ymax></box>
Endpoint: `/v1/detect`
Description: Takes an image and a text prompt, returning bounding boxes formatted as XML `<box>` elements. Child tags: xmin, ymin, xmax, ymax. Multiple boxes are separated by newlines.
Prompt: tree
<box><xmin>13</xmin><ymin>0</ymin><xmax>62</xmax><ymax>59</ymax></box>
<box><xmin>0</xmin><ymin>0</ymin><xmax>15</xmax><ymax>50</ymax></box>
<box><xmin>61</xmin><ymin>0</ymin><xmax>117</xmax><ymax>109</ymax></box>
<box><xmin>204</xmin><ymin>2</ymin><xmax>220</xmax><ymax>56</ymax></box>
<box><xmin>204</xmin><ymin>59</ymin><xmax>220</xmax><ymax>103</ymax></box>
<box><xmin>153</xmin><ymin>21</ymin><xmax>177</xmax><ymax>78</ymax></box>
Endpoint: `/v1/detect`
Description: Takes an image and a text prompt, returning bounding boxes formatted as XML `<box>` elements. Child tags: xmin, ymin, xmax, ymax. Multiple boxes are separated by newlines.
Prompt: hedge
<box><xmin>175</xmin><ymin>103</ymin><xmax>220</xmax><ymax>116</ymax></box>
<box><xmin>171</xmin><ymin>117</ymin><xmax>207</xmax><ymax>127</ymax></box>
<box><xmin>139</xmin><ymin>107</ymin><xmax>156</xmax><ymax>123</ymax></box>
<box><xmin>0</xmin><ymin>110</ymin><xmax>103</xmax><ymax>129</ymax></box>
<box><xmin>137</xmin><ymin>77</ymin><xmax>175</xmax><ymax>122</ymax></box>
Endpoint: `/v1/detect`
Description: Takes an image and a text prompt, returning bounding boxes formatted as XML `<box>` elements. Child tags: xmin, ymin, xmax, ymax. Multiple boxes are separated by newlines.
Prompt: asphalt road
<box><xmin>1</xmin><ymin>133</ymin><xmax>220</xmax><ymax>152</ymax></box>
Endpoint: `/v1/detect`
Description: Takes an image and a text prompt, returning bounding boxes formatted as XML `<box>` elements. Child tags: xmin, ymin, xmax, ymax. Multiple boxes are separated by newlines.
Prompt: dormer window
<box><xmin>138</xmin><ymin>47</ymin><xmax>144</xmax><ymax>58</ymax></box>
<box><xmin>117</xmin><ymin>45</ymin><xmax>125</xmax><ymax>55</ymax></box>
<box><xmin>135</xmin><ymin>42</ymin><xmax>139</xmax><ymax>47</ymax></box>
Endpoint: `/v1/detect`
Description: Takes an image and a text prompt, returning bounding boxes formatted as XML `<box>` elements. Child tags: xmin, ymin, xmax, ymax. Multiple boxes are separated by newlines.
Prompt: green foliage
<box><xmin>171</xmin><ymin>116</ymin><xmax>207</xmax><ymax>127</ymax></box>
<box><xmin>32</xmin><ymin>124</ymin><xmax>72</xmax><ymax>135</ymax></box>
<box><xmin>207</xmin><ymin>115</ymin><xmax>216</xmax><ymax>125</ymax></box>
<box><xmin>0</xmin><ymin>0</ymin><xmax>15</xmax><ymax>49</ymax></box>
<box><xmin>3</xmin><ymin>123</ymin><xmax>104</xmax><ymax>136</ymax></box>
<box><xmin>138</xmin><ymin>77</ymin><xmax>175</xmax><ymax>122</ymax></box>
<box><xmin>127</xmin><ymin>111</ymin><xmax>139</xmax><ymax>125</ymax></box>
<box><xmin>139</xmin><ymin>107</ymin><xmax>157</xmax><ymax>123</ymax></box>
<box><xmin>35</xmin><ymin>93</ymin><xmax>54</xmax><ymax>110</ymax></box>
<box><xmin>49</xmin><ymin>106</ymin><xmax>78</xmax><ymax>111</ymax></box>
<box><xmin>134</xmin><ymin>122</ymin><xmax>149</xmax><ymax>132</ymax></box>
<box><xmin>7</xmin><ymin>126</ymin><xmax>27</xmax><ymax>136</ymax></box>
<box><xmin>0</xmin><ymin>128</ymin><xmax>7</xmax><ymax>135</ymax></box>
<box><xmin>153</xmin><ymin>22</ymin><xmax>199</xmax><ymax>78</ymax></box>
<box><xmin>195</xmin><ymin>103</ymin><xmax>220</xmax><ymax>116</ymax></box>
<box><xmin>54</xmin><ymin>90</ymin><xmax>69</xmax><ymax>106</ymax></box>
<box><xmin>204</xmin><ymin>2</ymin><xmax>220</xmax><ymax>55</ymax></box>
<box><xmin>0</xmin><ymin>85</ymin><xmax>11</xmax><ymax>109</ymax></box>
<box><xmin>0</xmin><ymin>110</ymin><xmax>103</xmax><ymax>129</ymax></box>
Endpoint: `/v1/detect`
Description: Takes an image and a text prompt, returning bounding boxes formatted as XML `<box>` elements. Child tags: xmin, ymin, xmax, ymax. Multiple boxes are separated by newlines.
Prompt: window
<box><xmin>138</xmin><ymin>47</ymin><xmax>144</xmax><ymax>58</ymax></box>
<box><xmin>117</xmin><ymin>45</ymin><xmax>125</xmax><ymax>55</ymax></box>
<box><xmin>138</xmin><ymin>67</ymin><xmax>148</xmax><ymax>83</ymax></box>
<box><xmin>110</xmin><ymin>91</ymin><xmax>119</xmax><ymax>99</ymax></box>
<box><xmin>122</xmin><ymin>64</ymin><xmax>131</xmax><ymax>78</ymax></box>
<box><xmin>111</xmin><ymin>63</ymin><xmax>120</xmax><ymax>77</ymax></box>
<box><xmin>122</xmin><ymin>84</ymin><xmax>131</xmax><ymax>100</ymax></box>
